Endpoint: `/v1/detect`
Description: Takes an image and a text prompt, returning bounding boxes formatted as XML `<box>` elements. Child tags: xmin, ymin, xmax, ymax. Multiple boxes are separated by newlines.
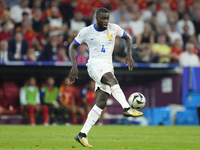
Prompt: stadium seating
<box><xmin>176</xmin><ymin>109</ymin><xmax>199</xmax><ymax>125</ymax></box>
<box><xmin>143</xmin><ymin>107</ymin><xmax>171</xmax><ymax>126</ymax></box>
<box><xmin>183</xmin><ymin>92</ymin><xmax>200</xmax><ymax>108</ymax></box>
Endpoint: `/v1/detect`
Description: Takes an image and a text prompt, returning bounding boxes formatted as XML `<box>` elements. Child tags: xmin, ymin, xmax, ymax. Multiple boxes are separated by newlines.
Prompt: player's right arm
<box><xmin>68</xmin><ymin>28</ymin><xmax>87</xmax><ymax>84</ymax></box>
<box><xmin>68</xmin><ymin>41</ymin><xmax>79</xmax><ymax>84</ymax></box>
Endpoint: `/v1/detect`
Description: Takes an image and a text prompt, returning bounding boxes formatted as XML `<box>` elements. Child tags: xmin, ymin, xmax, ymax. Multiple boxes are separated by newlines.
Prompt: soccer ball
<box><xmin>128</xmin><ymin>92</ymin><xmax>146</xmax><ymax>110</ymax></box>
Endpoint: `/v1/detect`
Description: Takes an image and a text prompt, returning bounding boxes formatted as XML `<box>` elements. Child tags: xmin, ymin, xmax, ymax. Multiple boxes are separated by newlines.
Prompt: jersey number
<box><xmin>101</xmin><ymin>45</ymin><xmax>106</xmax><ymax>53</ymax></box>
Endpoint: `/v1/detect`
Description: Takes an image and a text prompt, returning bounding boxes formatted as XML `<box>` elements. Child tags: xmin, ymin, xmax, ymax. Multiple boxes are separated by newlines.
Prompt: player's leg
<box><xmin>41</xmin><ymin>105</ymin><xmax>49</xmax><ymax>126</ymax></box>
<box><xmin>101</xmin><ymin>72</ymin><xmax>130</xmax><ymax>108</ymax></box>
<box><xmin>77</xmin><ymin>106</ymin><xmax>86</xmax><ymax>123</ymax></box>
<box><xmin>27</xmin><ymin>105</ymin><xmax>36</xmax><ymax>125</ymax></box>
<box><xmin>75</xmin><ymin>88</ymin><xmax>109</xmax><ymax>147</ymax></box>
<box><xmin>101</xmin><ymin>72</ymin><xmax>143</xmax><ymax>117</ymax></box>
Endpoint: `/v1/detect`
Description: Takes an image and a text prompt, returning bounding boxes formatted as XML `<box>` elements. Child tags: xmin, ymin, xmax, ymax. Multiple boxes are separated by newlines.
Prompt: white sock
<box><xmin>111</xmin><ymin>84</ymin><xmax>130</xmax><ymax>109</ymax></box>
<box><xmin>80</xmin><ymin>104</ymin><xmax>102</xmax><ymax>135</ymax></box>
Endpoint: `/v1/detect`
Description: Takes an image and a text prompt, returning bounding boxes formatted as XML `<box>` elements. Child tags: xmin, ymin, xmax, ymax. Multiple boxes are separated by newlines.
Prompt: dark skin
<box><xmin>68</xmin><ymin>12</ymin><xmax>133</xmax><ymax>109</ymax></box>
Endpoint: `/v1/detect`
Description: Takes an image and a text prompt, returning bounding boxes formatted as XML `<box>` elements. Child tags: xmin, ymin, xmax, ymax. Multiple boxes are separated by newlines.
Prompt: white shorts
<box><xmin>86</xmin><ymin>60</ymin><xmax>114</xmax><ymax>95</ymax></box>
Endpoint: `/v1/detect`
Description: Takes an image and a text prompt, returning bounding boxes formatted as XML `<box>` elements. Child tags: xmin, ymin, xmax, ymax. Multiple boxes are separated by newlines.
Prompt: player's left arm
<box><xmin>122</xmin><ymin>32</ymin><xmax>134</xmax><ymax>71</ymax></box>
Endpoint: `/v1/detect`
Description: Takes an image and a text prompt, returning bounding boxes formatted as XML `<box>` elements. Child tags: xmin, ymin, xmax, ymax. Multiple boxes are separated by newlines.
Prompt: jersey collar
<box><xmin>93</xmin><ymin>24</ymin><xmax>105</xmax><ymax>32</ymax></box>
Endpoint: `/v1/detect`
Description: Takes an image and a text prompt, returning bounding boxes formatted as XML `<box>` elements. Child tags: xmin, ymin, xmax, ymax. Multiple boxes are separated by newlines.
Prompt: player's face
<box><xmin>96</xmin><ymin>13</ymin><xmax>109</xmax><ymax>30</ymax></box>
<box><xmin>47</xmin><ymin>78</ymin><xmax>54</xmax><ymax>86</ymax></box>
<box><xmin>29</xmin><ymin>78</ymin><xmax>36</xmax><ymax>86</ymax></box>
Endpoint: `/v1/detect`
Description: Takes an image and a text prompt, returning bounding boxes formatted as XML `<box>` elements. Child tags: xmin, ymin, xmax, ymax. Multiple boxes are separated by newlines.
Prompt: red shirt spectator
<box><xmin>75</xmin><ymin>0</ymin><xmax>93</xmax><ymax>18</ymax></box>
<box><xmin>0</xmin><ymin>22</ymin><xmax>12</xmax><ymax>41</ymax></box>
<box><xmin>76</xmin><ymin>44</ymin><xmax>88</xmax><ymax>64</ymax></box>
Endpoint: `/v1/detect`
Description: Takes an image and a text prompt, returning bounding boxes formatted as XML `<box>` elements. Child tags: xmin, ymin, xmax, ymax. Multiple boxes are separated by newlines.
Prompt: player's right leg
<box><xmin>75</xmin><ymin>88</ymin><xmax>109</xmax><ymax>147</ymax></box>
<box><xmin>101</xmin><ymin>72</ymin><xmax>143</xmax><ymax>117</ymax></box>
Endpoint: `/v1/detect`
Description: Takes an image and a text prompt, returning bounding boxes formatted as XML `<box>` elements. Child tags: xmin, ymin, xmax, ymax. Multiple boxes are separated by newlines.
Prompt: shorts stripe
<box><xmin>92</xmin><ymin>108</ymin><xmax>100</xmax><ymax>116</ymax></box>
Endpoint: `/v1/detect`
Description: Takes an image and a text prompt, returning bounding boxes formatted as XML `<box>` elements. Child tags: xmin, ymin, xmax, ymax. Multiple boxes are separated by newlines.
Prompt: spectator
<box><xmin>149</xmin><ymin>12</ymin><xmax>161</xmax><ymax>35</ymax></box>
<box><xmin>137</xmin><ymin>43</ymin><xmax>159</xmax><ymax>63</ymax></box>
<box><xmin>30</xmin><ymin>0</ymin><xmax>43</xmax><ymax>13</ymax></box>
<box><xmin>141</xmin><ymin>1</ymin><xmax>156</xmax><ymax>22</ymax></box>
<box><xmin>39</xmin><ymin>35</ymin><xmax>60</xmax><ymax>61</ymax></box>
<box><xmin>177</xmin><ymin>12</ymin><xmax>195</xmax><ymax>36</ymax></box>
<box><xmin>6</xmin><ymin>0</ymin><xmax>19</xmax><ymax>8</ymax></box>
<box><xmin>0</xmin><ymin>22</ymin><xmax>12</xmax><ymax>41</ymax></box>
<box><xmin>188</xmin><ymin>36</ymin><xmax>200</xmax><ymax>56</ymax></box>
<box><xmin>82</xmin><ymin>80</ymin><xmax>96</xmax><ymax>115</ymax></box>
<box><xmin>170</xmin><ymin>39</ymin><xmax>183</xmax><ymax>63</ymax></box>
<box><xmin>152</xmin><ymin>34</ymin><xmax>171</xmax><ymax>63</ymax></box>
<box><xmin>46</xmin><ymin>6</ymin><xmax>67</xmax><ymax>37</ymax></box>
<box><xmin>9</xmin><ymin>0</ymin><xmax>32</xmax><ymax>25</ymax></box>
<box><xmin>56</xmin><ymin>46</ymin><xmax>69</xmax><ymax>62</ymax></box>
<box><xmin>179</xmin><ymin>42</ymin><xmax>200</xmax><ymax>67</ymax></box>
<box><xmin>75</xmin><ymin>0</ymin><xmax>93</xmax><ymax>20</ymax></box>
<box><xmin>8</xmin><ymin>31</ymin><xmax>28</xmax><ymax>60</ymax></box>
<box><xmin>136</xmin><ymin>23</ymin><xmax>154</xmax><ymax>50</ymax></box>
<box><xmin>113</xmin><ymin>2</ymin><xmax>130</xmax><ymax>24</ymax></box>
<box><xmin>69</xmin><ymin>11</ymin><xmax>86</xmax><ymax>36</ymax></box>
<box><xmin>130</xmin><ymin>10</ymin><xmax>144</xmax><ymax>38</ymax></box>
<box><xmin>118</xmin><ymin>13</ymin><xmax>133</xmax><ymax>37</ymax></box>
<box><xmin>59</xmin><ymin>77</ymin><xmax>86</xmax><ymax>125</ymax></box>
<box><xmin>157</xmin><ymin>2</ymin><xmax>171</xmax><ymax>27</ymax></box>
<box><xmin>21</xmin><ymin>47</ymin><xmax>37</xmax><ymax>62</ymax></box>
<box><xmin>0</xmin><ymin>40</ymin><xmax>13</xmax><ymax>62</ymax></box>
<box><xmin>165</xmin><ymin>22</ymin><xmax>182</xmax><ymax>45</ymax></box>
<box><xmin>177</xmin><ymin>0</ymin><xmax>186</xmax><ymax>20</ymax></box>
<box><xmin>1</xmin><ymin>11</ymin><xmax>14</xmax><ymax>32</ymax></box>
<box><xmin>43</xmin><ymin>0</ymin><xmax>62</xmax><ymax>20</ymax></box>
<box><xmin>76</xmin><ymin>44</ymin><xmax>88</xmax><ymax>64</ymax></box>
<box><xmin>20</xmin><ymin>77</ymin><xmax>49</xmax><ymax>125</ymax></box>
<box><xmin>182</xmin><ymin>24</ymin><xmax>191</xmax><ymax>49</ymax></box>
<box><xmin>113</xmin><ymin>37</ymin><xmax>126</xmax><ymax>63</ymax></box>
<box><xmin>0</xmin><ymin>0</ymin><xmax>8</xmax><ymax>20</ymax></box>
<box><xmin>32</xmin><ymin>8</ymin><xmax>44</xmax><ymax>33</ymax></box>
<box><xmin>19</xmin><ymin>19</ymin><xmax>40</xmax><ymax>49</ymax></box>
<box><xmin>40</xmin><ymin>77</ymin><xmax>59</xmax><ymax>125</ymax></box>
<box><xmin>193</xmin><ymin>10</ymin><xmax>200</xmax><ymax>36</ymax></box>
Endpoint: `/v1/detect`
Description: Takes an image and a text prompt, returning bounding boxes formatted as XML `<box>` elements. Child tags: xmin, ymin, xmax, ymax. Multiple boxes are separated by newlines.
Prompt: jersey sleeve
<box><xmin>74</xmin><ymin>27</ymin><xmax>87</xmax><ymax>45</ymax></box>
<box><xmin>113</xmin><ymin>24</ymin><xmax>125</xmax><ymax>38</ymax></box>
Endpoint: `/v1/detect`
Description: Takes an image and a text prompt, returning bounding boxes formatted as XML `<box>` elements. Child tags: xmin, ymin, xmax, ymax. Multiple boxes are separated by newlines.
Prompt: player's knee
<box><xmin>96</xmin><ymin>99</ymin><xmax>107</xmax><ymax>109</ymax></box>
<box><xmin>101</xmin><ymin>75</ymin><xmax>118</xmax><ymax>87</ymax></box>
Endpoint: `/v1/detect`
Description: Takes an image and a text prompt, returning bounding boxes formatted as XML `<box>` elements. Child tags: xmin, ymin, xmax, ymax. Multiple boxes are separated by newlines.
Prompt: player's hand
<box><xmin>68</xmin><ymin>66</ymin><xmax>79</xmax><ymax>84</ymax></box>
<box><xmin>125</xmin><ymin>55</ymin><xmax>134</xmax><ymax>71</ymax></box>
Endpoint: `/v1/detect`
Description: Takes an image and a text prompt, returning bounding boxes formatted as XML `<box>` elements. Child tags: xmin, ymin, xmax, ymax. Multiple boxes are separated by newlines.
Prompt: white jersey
<box><xmin>74</xmin><ymin>23</ymin><xmax>125</xmax><ymax>65</ymax></box>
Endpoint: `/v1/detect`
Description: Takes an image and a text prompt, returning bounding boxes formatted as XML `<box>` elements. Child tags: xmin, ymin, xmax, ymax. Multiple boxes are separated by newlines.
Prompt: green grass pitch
<box><xmin>0</xmin><ymin>125</ymin><xmax>200</xmax><ymax>150</ymax></box>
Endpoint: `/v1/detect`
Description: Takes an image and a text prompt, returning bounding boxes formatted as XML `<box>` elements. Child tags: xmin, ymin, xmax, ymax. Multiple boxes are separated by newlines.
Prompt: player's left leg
<box><xmin>75</xmin><ymin>88</ymin><xmax>109</xmax><ymax>147</ymax></box>
<box><xmin>41</xmin><ymin>105</ymin><xmax>49</xmax><ymax>126</ymax></box>
<box><xmin>101</xmin><ymin>72</ymin><xmax>143</xmax><ymax>117</ymax></box>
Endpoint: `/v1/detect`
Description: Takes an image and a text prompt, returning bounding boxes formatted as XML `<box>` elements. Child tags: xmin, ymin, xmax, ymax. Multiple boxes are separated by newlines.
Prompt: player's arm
<box><xmin>68</xmin><ymin>41</ymin><xmax>79</xmax><ymax>84</ymax></box>
<box><xmin>122</xmin><ymin>32</ymin><xmax>134</xmax><ymax>71</ymax></box>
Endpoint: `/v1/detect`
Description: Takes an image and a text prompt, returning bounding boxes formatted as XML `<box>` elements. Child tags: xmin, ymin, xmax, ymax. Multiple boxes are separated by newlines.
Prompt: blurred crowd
<box><xmin>0</xmin><ymin>77</ymin><xmax>105</xmax><ymax>125</ymax></box>
<box><xmin>0</xmin><ymin>0</ymin><xmax>200</xmax><ymax>66</ymax></box>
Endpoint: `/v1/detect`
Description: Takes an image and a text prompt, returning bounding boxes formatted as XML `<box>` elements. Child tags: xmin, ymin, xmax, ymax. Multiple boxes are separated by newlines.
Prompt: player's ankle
<box><xmin>79</xmin><ymin>132</ymin><xmax>87</xmax><ymax>138</ymax></box>
<box><xmin>123</xmin><ymin>107</ymin><xmax>130</xmax><ymax>112</ymax></box>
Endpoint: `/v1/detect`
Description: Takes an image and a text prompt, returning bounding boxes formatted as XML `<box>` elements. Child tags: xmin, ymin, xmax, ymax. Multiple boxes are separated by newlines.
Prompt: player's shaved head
<box><xmin>96</xmin><ymin>7</ymin><xmax>109</xmax><ymax>17</ymax></box>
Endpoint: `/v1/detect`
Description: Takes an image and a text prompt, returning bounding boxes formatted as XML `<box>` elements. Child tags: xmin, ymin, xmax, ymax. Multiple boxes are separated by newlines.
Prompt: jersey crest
<box><xmin>107</xmin><ymin>33</ymin><xmax>113</xmax><ymax>42</ymax></box>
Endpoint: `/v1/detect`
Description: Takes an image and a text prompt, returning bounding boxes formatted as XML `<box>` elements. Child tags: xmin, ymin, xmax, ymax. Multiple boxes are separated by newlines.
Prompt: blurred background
<box><xmin>0</xmin><ymin>0</ymin><xmax>200</xmax><ymax>126</ymax></box>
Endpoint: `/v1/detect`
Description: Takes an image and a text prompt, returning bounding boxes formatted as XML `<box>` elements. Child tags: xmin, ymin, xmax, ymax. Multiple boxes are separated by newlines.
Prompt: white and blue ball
<box><xmin>128</xmin><ymin>92</ymin><xmax>146</xmax><ymax>110</ymax></box>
